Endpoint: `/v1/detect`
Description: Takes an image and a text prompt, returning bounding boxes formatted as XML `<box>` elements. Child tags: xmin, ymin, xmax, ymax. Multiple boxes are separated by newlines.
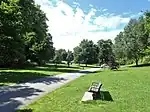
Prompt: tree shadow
<box><xmin>0</xmin><ymin>85</ymin><xmax>43</xmax><ymax>112</ymax></box>
<box><xmin>0</xmin><ymin>71</ymin><xmax>67</xmax><ymax>85</ymax></box>
<box><xmin>0</xmin><ymin>65</ymin><xmax>80</xmax><ymax>74</ymax></box>
<box><xmin>29</xmin><ymin>76</ymin><xmax>67</xmax><ymax>85</ymax></box>
<box><xmin>79</xmin><ymin>70</ymin><xmax>101</xmax><ymax>74</ymax></box>
<box><xmin>130</xmin><ymin>63</ymin><xmax>150</xmax><ymax>68</ymax></box>
<box><xmin>0</xmin><ymin>76</ymin><xmax>66</xmax><ymax>112</ymax></box>
<box><xmin>41</xmin><ymin>64</ymin><xmax>81</xmax><ymax>69</ymax></box>
<box><xmin>16</xmin><ymin>109</ymin><xmax>33</xmax><ymax>112</ymax></box>
<box><xmin>80</xmin><ymin>65</ymin><xmax>100</xmax><ymax>68</ymax></box>
<box><xmin>110</xmin><ymin>69</ymin><xmax>128</xmax><ymax>72</ymax></box>
<box><xmin>0</xmin><ymin>72</ymin><xmax>50</xmax><ymax>85</ymax></box>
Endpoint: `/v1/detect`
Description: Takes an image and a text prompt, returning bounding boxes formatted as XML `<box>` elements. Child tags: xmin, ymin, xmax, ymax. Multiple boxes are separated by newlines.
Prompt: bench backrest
<box><xmin>88</xmin><ymin>82</ymin><xmax>102</xmax><ymax>93</ymax></box>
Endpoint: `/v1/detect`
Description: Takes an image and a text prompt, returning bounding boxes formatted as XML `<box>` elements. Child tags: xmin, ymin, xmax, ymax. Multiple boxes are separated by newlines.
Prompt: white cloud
<box><xmin>94</xmin><ymin>15</ymin><xmax>130</xmax><ymax>29</ymax></box>
<box><xmin>73</xmin><ymin>2</ymin><xmax>80</xmax><ymax>6</ymax></box>
<box><xmin>34</xmin><ymin>0</ymin><xmax>130</xmax><ymax>50</ymax></box>
<box><xmin>89</xmin><ymin>4</ymin><xmax>93</xmax><ymax>7</ymax></box>
<box><xmin>123</xmin><ymin>12</ymin><xmax>132</xmax><ymax>15</ymax></box>
<box><xmin>102</xmin><ymin>8</ymin><xmax>108</xmax><ymax>12</ymax></box>
<box><xmin>130</xmin><ymin>12</ymin><xmax>143</xmax><ymax>18</ymax></box>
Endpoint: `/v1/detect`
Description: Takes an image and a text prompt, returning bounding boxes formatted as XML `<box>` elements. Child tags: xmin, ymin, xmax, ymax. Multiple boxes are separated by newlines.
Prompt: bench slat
<box><xmin>88</xmin><ymin>82</ymin><xmax>102</xmax><ymax>93</ymax></box>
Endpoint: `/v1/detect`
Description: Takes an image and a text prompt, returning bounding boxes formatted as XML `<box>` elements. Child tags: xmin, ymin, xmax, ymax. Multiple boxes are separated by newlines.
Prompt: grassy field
<box><xmin>19</xmin><ymin>66</ymin><xmax>150</xmax><ymax>112</ymax></box>
<box><xmin>0</xmin><ymin>63</ymin><xmax>96</xmax><ymax>86</ymax></box>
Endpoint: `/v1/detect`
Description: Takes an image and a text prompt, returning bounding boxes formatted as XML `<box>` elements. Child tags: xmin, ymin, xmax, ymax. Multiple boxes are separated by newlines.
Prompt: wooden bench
<box><xmin>81</xmin><ymin>82</ymin><xmax>103</xmax><ymax>101</ymax></box>
<box><xmin>88</xmin><ymin>82</ymin><xmax>102</xmax><ymax>99</ymax></box>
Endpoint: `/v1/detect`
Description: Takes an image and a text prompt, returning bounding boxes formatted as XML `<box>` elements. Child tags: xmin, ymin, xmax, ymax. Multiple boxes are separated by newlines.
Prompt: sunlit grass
<box><xmin>19</xmin><ymin>66</ymin><xmax>150</xmax><ymax>112</ymax></box>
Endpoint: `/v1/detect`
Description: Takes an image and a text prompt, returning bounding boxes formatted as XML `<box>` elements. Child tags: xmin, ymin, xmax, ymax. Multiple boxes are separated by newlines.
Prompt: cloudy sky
<box><xmin>34</xmin><ymin>0</ymin><xmax>150</xmax><ymax>50</ymax></box>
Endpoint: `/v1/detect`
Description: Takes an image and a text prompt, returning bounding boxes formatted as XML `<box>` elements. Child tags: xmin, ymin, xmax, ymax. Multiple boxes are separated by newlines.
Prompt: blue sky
<box><xmin>35</xmin><ymin>0</ymin><xmax>150</xmax><ymax>50</ymax></box>
<box><xmin>66</xmin><ymin>0</ymin><xmax>150</xmax><ymax>14</ymax></box>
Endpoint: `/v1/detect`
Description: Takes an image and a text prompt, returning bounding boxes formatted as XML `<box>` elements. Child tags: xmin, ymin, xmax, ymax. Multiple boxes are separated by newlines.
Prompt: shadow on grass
<box><xmin>79</xmin><ymin>65</ymin><xmax>100</xmax><ymax>68</ymax></box>
<box><xmin>41</xmin><ymin>64</ymin><xmax>81</xmax><ymax>69</ymax></box>
<box><xmin>100</xmin><ymin>90</ymin><xmax>113</xmax><ymax>101</ymax></box>
<box><xmin>110</xmin><ymin>69</ymin><xmax>128</xmax><ymax>72</ymax></box>
<box><xmin>0</xmin><ymin>72</ymin><xmax>49</xmax><ymax>85</ymax></box>
<box><xmin>0</xmin><ymin>72</ymin><xmax>67</xmax><ymax>86</ymax></box>
<box><xmin>0</xmin><ymin>84</ymin><xmax>5</xmax><ymax>86</ymax></box>
<box><xmin>130</xmin><ymin>63</ymin><xmax>150</xmax><ymax>68</ymax></box>
<box><xmin>0</xmin><ymin>85</ymin><xmax>43</xmax><ymax>112</ymax></box>
<box><xmin>16</xmin><ymin>109</ymin><xmax>33</xmax><ymax>112</ymax></box>
<box><xmin>0</xmin><ymin>64</ymin><xmax>80</xmax><ymax>73</ymax></box>
<box><xmin>0</xmin><ymin>65</ymin><xmax>100</xmax><ymax>86</ymax></box>
<box><xmin>90</xmin><ymin>90</ymin><xmax>113</xmax><ymax>101</ymax></box>
<box><xmin>0</xmin><ymin>76</ymin><xmax>66</xmax><ymax>112</ymax></box>
<box><xmin>79</xmin><ymin>70</ymin><xmax>102</xmax><ymax>74</ymax></box>
<box><xmin>1</xmin><ymin>64</ymin><xmax>98</xmax><ymax>70</ymax></box>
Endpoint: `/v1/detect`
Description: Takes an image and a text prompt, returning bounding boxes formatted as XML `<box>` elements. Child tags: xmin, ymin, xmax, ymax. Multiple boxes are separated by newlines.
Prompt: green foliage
<box><xmin>56</xmin><ymin>49</ymin><xmax>67</xmax><ymax>61</ymax></box>
<box><xmin>73</xmin><ymin>39</ymin><xmax>99</xmax><ymax>65</ymax></box>
<box><xmin>114</xmin><ymin>15</ymin><xmax>150</xmax><ymax>66</ymax></box>
<box><xmin>0</xmin><ymin>0</ymin><xmax>54</xmax><ymax>67</ymax></box>
<box><xmin>53</xmin><ymin>50</ymin><xmax>63</xmax><ymax>65</ymax></box>
<box><xmin>97</xmin><ymin>39</ymin><xmax>115</xmax><ymax>66</ymax></box>
<box><xmin>66</xmin><ymin>50</ymin><xmax>74</xmax><ymax>67</ymax></box>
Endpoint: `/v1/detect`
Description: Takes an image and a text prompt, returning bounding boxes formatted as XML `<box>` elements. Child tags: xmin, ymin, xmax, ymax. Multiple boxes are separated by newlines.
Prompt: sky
<box><xmin>34</xmin><ymin>0</ymin><xmax>150</xmax><ymax>50</ymax></box>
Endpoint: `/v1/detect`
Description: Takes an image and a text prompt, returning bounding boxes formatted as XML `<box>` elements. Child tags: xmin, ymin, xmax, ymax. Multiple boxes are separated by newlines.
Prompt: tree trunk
<box><xmin>55</xmin><ymin>63</ymin><xmax>57</xmax><ymax>68</ymax></box>
<box><xmin>135</xmin><ymin>59</ymin><xmax>139</xmax><ymax>66</ymax></box>
<box><xmin>78</xmin><ymin>62</ymin><xmax>80</xmax><ymax>66</ymax></box>
<box><xmin>67</xmin><ymin>62</ymin><xmax>70</xmax><ymax>67</ymax></box>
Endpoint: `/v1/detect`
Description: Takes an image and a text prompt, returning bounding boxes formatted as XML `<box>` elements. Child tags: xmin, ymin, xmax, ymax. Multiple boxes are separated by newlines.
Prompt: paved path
<box><xmin>0</xmin><ymin>68</ymin><xmax>100</xmax><ymax>112</ymax></box>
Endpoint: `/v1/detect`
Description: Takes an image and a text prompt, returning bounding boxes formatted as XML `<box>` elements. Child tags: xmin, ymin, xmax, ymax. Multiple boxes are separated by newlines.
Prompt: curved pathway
<box><xmin>0</xmin><ymin>68</ymin><xmax>100</xmax><ymax>112</ymax></box>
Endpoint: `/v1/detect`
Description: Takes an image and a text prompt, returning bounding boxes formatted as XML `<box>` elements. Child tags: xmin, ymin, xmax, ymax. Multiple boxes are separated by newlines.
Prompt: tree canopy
<box><xmin>114</xmin><ymin>13</ymin><xmax>150</xmax><ymax>66</ymax></box>
<box><xmin>73</xmin><ymin>39</ymin><xmax>98</xmax><ymax>66</ymax></box>
<box><xmin>0</xmin><ymin>0</ymin><xmax>54</xmax><ymax>67</ymax></box>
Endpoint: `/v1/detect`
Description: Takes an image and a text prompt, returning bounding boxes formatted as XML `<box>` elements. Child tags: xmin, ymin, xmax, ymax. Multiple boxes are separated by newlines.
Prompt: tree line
<box><xmin>0</xmin><ymin>0</ymin><xmax>150</xmax><ymax>68</ymax></box>
<box><xmin>114</xmin><ymin>12</ymin><xmax>150</xmax><ymax>66</ymax></box>
<box><xmin>72</xmin><ymin>12</ymin><xmax>150</xmax><ymax>67</ymax></box>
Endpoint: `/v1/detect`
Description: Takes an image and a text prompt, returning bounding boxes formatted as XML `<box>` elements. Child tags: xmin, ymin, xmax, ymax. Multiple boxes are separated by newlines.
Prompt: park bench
<box><xmin>81</xmin><ymin>82</ymin><xmax>103</xmax><ymax>101</ymax></box>
<box><xmin>88</xmin><ymin>82</ymin><xmax>102</xmax><ymax>99</ymax></box>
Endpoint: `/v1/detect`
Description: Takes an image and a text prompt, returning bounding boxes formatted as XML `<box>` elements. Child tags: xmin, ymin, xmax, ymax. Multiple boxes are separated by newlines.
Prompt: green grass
<box><xmin>0</xmin><ymin>63</ymin><xmax>96</xmax><ymax>86</ymax></box>
<box><xmin>19</xmin><ymin>66</ymin><xmax>150</xmax><ymax>112</ymax></box>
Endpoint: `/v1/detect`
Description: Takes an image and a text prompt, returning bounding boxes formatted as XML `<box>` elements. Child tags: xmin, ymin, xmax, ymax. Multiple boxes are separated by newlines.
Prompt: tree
<box><xmin>73</xmin><ymin>46</ymin><xmax>82</xmax><ymax>65</ymax></box>
<box><xmin>73</xmin><ymin>39</ymin><xmax>98</xmax><ymax>66</ymax></box>
<box><xmin>114</xmin><ymin>16</ymin><xmax>150</xmax><ymax>66</ymax></box>
<box><xmin>57</xmin><ymin>49</ymin><xmax>67</xmax><ymax>61</ymax></box>
<box><xmin>123</xmin><ymin>18</ymin><xmax>147</xmax><ymax>66</ymax></box>
<box><xmin>0</xmin><ymin>0</ymin><xmax>55</xmax><ymax>67</ymax></box>
<box><xmin>53</xmin><ymin>50</ymin><xmax>62</xmax><ymax>66</ymax></box>
<box><xmin>97</xmin><ymin>39</ymin><xmax>115</xmax><ymax>66</ymax></box>
<box><xmin>0</xmin><ymin>0</ymin><xmax>25</xmax><ymax>67</ymax></box>
<box><xmin>114</xmin><ymin>32</ymin><xmax>127</xmax><ymax>65</ymax></box>
<box><xmin>66</xmin><ymin>51</ymin><xmax>74</xmax><ymax>67</ymax></box>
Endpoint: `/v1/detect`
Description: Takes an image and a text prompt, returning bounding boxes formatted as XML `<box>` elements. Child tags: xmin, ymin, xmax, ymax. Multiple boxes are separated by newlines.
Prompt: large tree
<box><xmin>0</xmin><ymin>0</ymin><xmax>25</xmax><ymax>67</ymax></box>
<box><xmin>53</xmin><ymin>50</ymin><xmax>63</xmax><ymax>66</ymax></box>
<box><xmin>56</xmin><ymin>49</ymin><xmax>67</xmax><ymax>61</ymax></box>
<box><xmin>114</xmin><ymin>15</ymin><xmax>150</xmax><ymax>66</ymax></box>
<box><xmin>66</xmin><ymin>50</ymin><xmax>74</xmax><ymax>67</ymax></box>
<box><xmin>0</xmin><ymin>0</ymin><xmax>54</xmax><ymax>67</ymax></box>
<box><xmin>97</xmin><ymin>39</ymin><xmax>115</xmax><ymax>66</ymax></box>
<box><xmin>114</xmin><ymin>32</ymin><xmax>127</xmax><ymax>65</ymax></box>
<box><xmin>73</xmin><ymin>39</ymin><xmax>98</xmax><ymax>66</ymax></box>
<box><xmin>115</xmin><ymin>18</ymin><xmax>148</xmax><ymax>66</ymax></box>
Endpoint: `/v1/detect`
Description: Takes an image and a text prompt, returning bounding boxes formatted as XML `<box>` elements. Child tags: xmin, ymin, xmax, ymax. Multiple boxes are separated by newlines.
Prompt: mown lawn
<box><xmin>0</xmin><ymin>64</ymin><xmax>96</xmax><ymax>86</ymax></box>
<box><xmin>19</xmin><ymin>66</ymin><xmax>150</xmax><ymax>112</ymax></box>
